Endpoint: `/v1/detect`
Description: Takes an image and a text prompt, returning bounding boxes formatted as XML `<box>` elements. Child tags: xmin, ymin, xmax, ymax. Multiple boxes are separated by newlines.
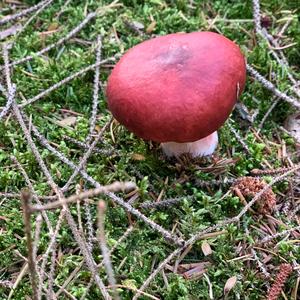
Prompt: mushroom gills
<box><xmin>161</xmin><ymin>131</ymin><xmax>218</xmax><ymax>158</ymax></box>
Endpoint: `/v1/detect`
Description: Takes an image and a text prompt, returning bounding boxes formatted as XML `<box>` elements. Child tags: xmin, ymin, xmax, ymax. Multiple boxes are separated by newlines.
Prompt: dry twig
<box><xmin>86</xmin><ymin>35</ymin><xmax>102</xmax><ymax>144</ymax></box>
<box><xmin>21</xmin><ymin>189</ymin><xmax>39</xmax><ymax>300</ymax></box>
<box><xmin>133</xmin><ymin>164</ymin><xmax>300</xmax><ymax>298</ymax></box>
<box><xmin>6</xmin><ymin>12</ymin><xmax>97</xmax><ymax>68</ymax></box>
<box><xmin>0</xmin><ymin>0</ymin><xmax>52</xmax><ymax>25</ymax></box>
<box><xmin>97</xmin><ymin>201</ymin><xmax>120</xmax><ymax>300</ymax></box>
<box><xmin>31</xmin><ymin>181</ymin><xmax>137</xmax><ymax>212</ymax></box>
<box><xmin>246</xmin><ymin>64</ymin><xmax>300</xmax><ymax>109</ymax></box>
<box><xmin>28</xmin><ymin>121</ymin><xmax>184</xmax><ymax>246</ymax></box>
<box><xmin>11</xmin><ymin>103</ymin><xmax>111</xmax><ymax>299</ymax></box>
<box><xmin>20</xmin><ymin>56</ymin><xmax>117</xmax><ymax>108</ymax></box>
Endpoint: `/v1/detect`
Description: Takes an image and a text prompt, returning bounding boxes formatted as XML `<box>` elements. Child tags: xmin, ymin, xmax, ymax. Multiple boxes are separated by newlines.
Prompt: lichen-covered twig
<box><xmin>6</xmin><ymin>12</ymin><xmax>97</xmax><ymax>68</ymax></box>
<box><xmin>12</xmin><ymin>103</ymin><xmax>111</xmax><ymax>299</ymax></box>
<box><xmin>246</xmin><ymin>64</ymin><xmax>300</xmax><ymax>109</ymax></box>
<box><xmin>2</xmin><ymin>44</ymin><xmax>40</xmax><ymax>299</ymax></box>
<box><xmin>84</xmin><ymin>199</ymin><xmax>95</xmax><ymax>252</ymax></box>
<box><xmin>140</xmin><ymin>196</ymin><xmax>194</xmax><ymax>210</ymax></box>
<box><xmin>62</xmin><ymin>117</ymin><xmax>113</xmax><ymax>192</ymax></box>
<box><xmin>257</xmin><ymin>225</ymin><xmax>300</xmax><ymax>245</ymax></box>
<box><xmin>64</xmin><ymin>135</ymin><xmax>114</xmax><ymax>155</ymax></box>
<box><xmin>32</xmin><ymin>214</ymin><xmax>43</xmax><ymax>263</ymax></box>
<box><xmin>228</xmin><ymin>122</ymin><xmax>251</xmax><ymax>154</ymax></box>
<box><xmin>97</xmin><ymin>201</ymin><xmax>120</xmax><ymax>300</ymax></box>
<box><xmin>245</xmin><ymin>228</ymin><xmax>270</xmax><ymax>281</ymax></box>
<box><xmin>133</xmin><ymin>164</ymin><xmax>300</xmax><ymax>299</ymax></box>
<box><xmin>38</xmin><ymin>210</ymin><xmax>65</xmax><ymax>298</ymax></box>
<box><xmin>28</xmin><ymin>121</ymin><xmax>184</xmax><ymax>246</ymax></box>
<box><xmin>19</xmin><ymin>56</ymin><xmax>117</xmax><ymax>108</ymax></box>
<box><xmin>80</xmin><ymin>226</ymin><xmax>135</xmax><ymax>300</ymax></box>
<box><xmin>0</xmin><ymin>0</ymin><xmax>52</xmax><ymax>25</ymax></box>
<box><xmin>86</xmin><ymin>35</ymin><xmax>102</xmax><ymax>144</ymax></box>
<box><xmin>31</xmin><ymin>181</ymin><xmax>136</xmax><ymax>212</ymax></box>
<box><xmin>257</xmin><ymin>98</ymin><xmax>280</xmax><ymax>132</ymax></box>
<box><xmin>0</xmin><ymin>192</ymin><xmax>57</xmax><ymax>201</ymax></box>
<box><xmin>0</xmin><ymin>83</ymin><xmax>15</xmax><ymax>121</ymax></box>
<box><xmin>251</xmin><ymin>0</ymin><xmax>300</xmax><ymax>98</ymax></box>
<box><xmin>0</xmin><ymin>44</ymin><xmax>15</xmax><ymax>121</ymax></box>
<box><xmin>251</xmin><ymin>0</ymin><xmax>262</xmax><ymax>33</ymax></box>
<box><xmin>47</xmin><ymin>231</ymin><xmax>59</xmax><ymax>300</ymax></box>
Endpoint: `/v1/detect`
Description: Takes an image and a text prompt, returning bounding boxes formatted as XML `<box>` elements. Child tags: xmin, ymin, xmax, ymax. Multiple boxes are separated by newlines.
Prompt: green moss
<box><xmin>0</xmin><ymin>0</ymin><xmax>299</xmax><ymax>298</ymax></box>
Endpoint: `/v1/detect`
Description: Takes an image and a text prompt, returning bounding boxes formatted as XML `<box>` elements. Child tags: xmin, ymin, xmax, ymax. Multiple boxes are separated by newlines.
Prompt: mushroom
<box><xmin>107</xmin><ymin>31</ymin><xmax>246</xmax><ymax>157</ymax></box>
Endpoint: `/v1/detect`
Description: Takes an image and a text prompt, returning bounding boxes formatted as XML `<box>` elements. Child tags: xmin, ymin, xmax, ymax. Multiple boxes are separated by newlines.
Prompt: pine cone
<box><xmin>232</xmin><ymin>177</ymin><xmax>276</xmax><ymax>214</ymax></box>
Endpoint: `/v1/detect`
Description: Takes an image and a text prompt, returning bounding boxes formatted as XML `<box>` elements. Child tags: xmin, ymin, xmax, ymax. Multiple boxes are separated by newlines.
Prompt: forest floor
<box><xmin>0</xmin><ymin>0</ymin><xmax>300</xmax><ymax>299</ymax></box>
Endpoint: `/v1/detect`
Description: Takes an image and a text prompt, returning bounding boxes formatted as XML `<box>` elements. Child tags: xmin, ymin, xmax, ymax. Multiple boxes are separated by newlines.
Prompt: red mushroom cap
<box><xmin>107</xmin><ymin>31</ymin><xmax>246</xmax><ymax>143</ymax></box>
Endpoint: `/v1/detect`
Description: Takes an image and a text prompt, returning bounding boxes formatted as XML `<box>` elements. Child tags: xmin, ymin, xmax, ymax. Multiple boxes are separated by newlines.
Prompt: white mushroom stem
<box><xmin>161</xmin><ymin>131</ymin><xmax>218</xmax><ymax>158</ymax></box>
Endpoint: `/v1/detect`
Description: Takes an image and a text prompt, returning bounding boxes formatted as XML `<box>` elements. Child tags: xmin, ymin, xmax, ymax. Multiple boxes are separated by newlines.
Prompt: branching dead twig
<box><xmin>228</xmin><ymin>122</ymin><xmax>251</xmax><ymax>154</ymax></box>
<box><xmin>0</xmin><ymin>192</ymin><xmax>57</xmax><ymax>200</ymax></box>
<box><xmin>11</xmin><ymin>155</ymin><xmax>53</xmax><ymax>233</ymax></box>
<box><xmin>27</xmin><ymin>121</ymin><xmax>185</xmax><ymax>246</ymax></box>
<box><xmin>245</xmin><ymin>228</ymin><xmax>270</xmax><ymax>281</ymax></box>
<box><xmin>38</xmin><ymin>210</ymin><xmax>65</xmax><ymax>298</ymax></box>
<box><xmin>62</xmin><ymin>117</ymin><xmax>113</xmax><ymax>192</ymax></box>
<box><xmin>31</xmin><ymin>181</ymin><xmax>137</xmax><ymax>212</ymax></box>
<box><xmin>32</xmin><ymin>214</ymin><xmax>43</xmax><ymax>265</ymax></box>
<box><xmin>257</xmin><ymin>98</ymin><xmax>280</xmax><ymax>132</ymax></box>
<box><xmin>46</xmin><ymin>232</ymin><xmax>59</xmax><ymax>300</ymax></box>
<box><xmin>64</xmin><ymin>135</ymin><xmax>114</xmax><ymax>155</ymax></box>
<box><xmin>19</xmin><ymin>56</ymin><xmax>117</xmax><ymax>108</ymax></box>
<box><xmin>11</xmin><ymin>0</ymin><xmax>54</xmax><ymax>45</ymax></box>
<box><xmin>251</xmin><ymin>0</ymin><xmax>300</xmax><ymax>98</ymax></box>
<box><xmin>3</xmin><ymin>1</ymin><xmax>121</xmax><ymax>70</ymax></box>
<box><xmin>11</xmin><ymin>103</ymin><xmax>112</xmax><ymax>299</ymax></box>
<box><xmin>140</xmin><ymin>196</ymin><xmax>194</xmax><ymax>210</ymax></box>
<box><xmin>0</xmin><ymin>82</ymin><xmax>15</xmax><ymax>121</ymax></box>
<box><xmin>133</xmin><ymin>164</ymin><xmax>300</xmax><ymax>299</ymax></box>
<box><xmin>2</xmin><ymin>41</ymin><xmax>38</xmax><ymax>300</ymax></box>
<box><xmin>0</xmin><ymin>43</ymin><xmax>15</xmax><ymax>121</ymax></box>
<box><xmin>246</xmin><ymin>64</ymin><xmax>300</xmax><ymax>109</ymax></box>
